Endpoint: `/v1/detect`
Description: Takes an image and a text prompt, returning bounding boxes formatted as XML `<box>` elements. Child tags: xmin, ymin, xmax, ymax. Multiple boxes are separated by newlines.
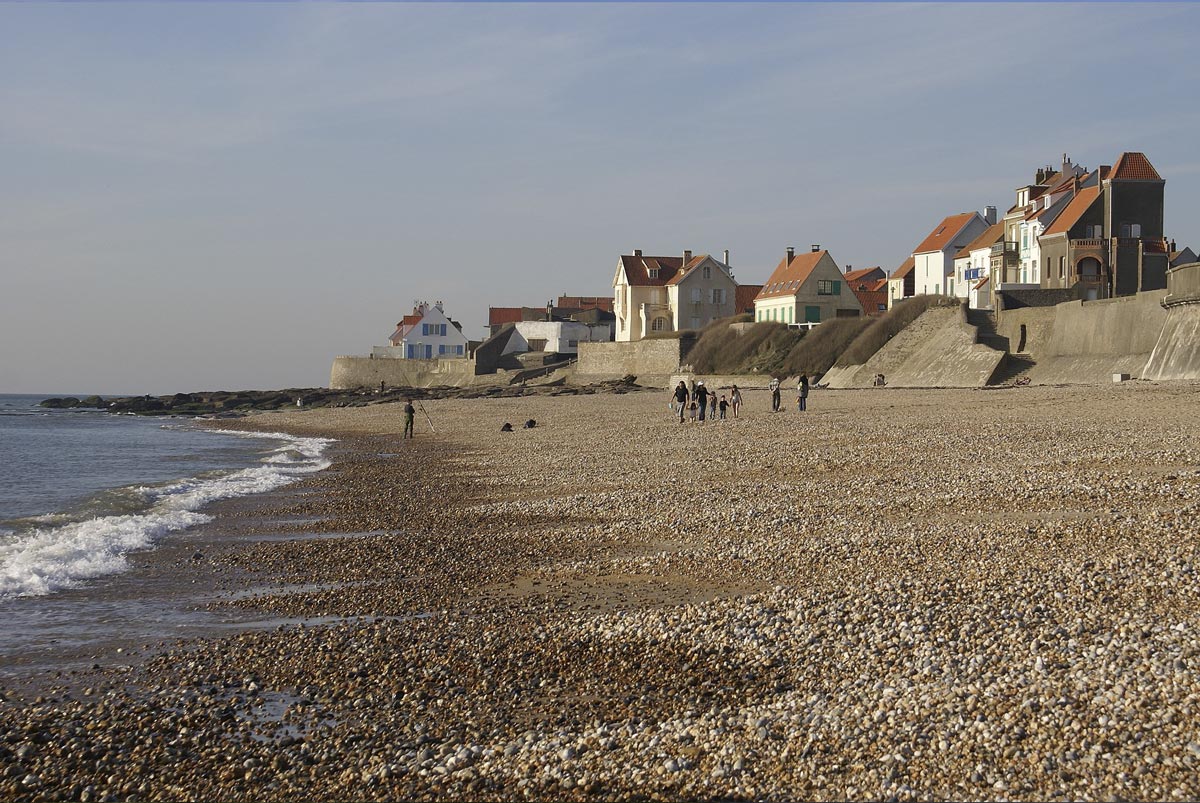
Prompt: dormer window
<box><xmin>648</xmin><ymin>268</ymin><xmax>659</xmax><ymax>279</ymax></box>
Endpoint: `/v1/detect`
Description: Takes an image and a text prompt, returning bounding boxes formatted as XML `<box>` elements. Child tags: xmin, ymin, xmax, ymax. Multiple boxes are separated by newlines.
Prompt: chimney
<box><xmin>683</xmin><ymin>249</ymin><xmax>692</xmax><ymax>265</ymax></box>
<box><xmin>786</xmin><ymin>246</ymin><xmax>795</xmax><ymax>263</ymax></box>
<box><xmin>811</xmin><ymin>244</ymin><xmax>820</xmax><ymax>253</ymax></box>
<box><xmin>1035</xmin><ymin>168</ymin><xmax>1045</xmax><ymax>184</ymax></box>
<box><xmin>985</xmin><ymin>206</ymin><xmax>997</xmax><ymax>225</ymax></box>
<box><xmin>1171</xmin><ymin>239</ymin><xmax>1177</xmax><ymax>252</ymax></box>
<box><xmin>723</xmin><ymin>249</ymin><xmax>730</xmax><ymax>265</ymax></box>
<box><xmin>634</xmin><ymin>248</ymin><xmax>642</xmax><ymax>257</ymax></box>
<box><xmin>546</xmin><ymin>300</ymin><xmax>553</xmax><ymax>321</ymax></box>
<box><xmin>845</xmin><ymin>264</ymin><xmax>852</xmax><ymax>273</ymax></box>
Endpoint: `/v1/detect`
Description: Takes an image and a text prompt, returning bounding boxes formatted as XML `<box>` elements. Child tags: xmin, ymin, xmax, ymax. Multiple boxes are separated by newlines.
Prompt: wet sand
<box><xmin>4</xmin><ymin>383</ymin><xmax>1200</xmax><ymax>801</ymax></box>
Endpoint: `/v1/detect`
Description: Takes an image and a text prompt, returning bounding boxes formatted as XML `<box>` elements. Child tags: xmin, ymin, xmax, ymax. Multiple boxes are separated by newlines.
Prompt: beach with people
<box><xmin>4</xmin><ymin>382</ymin><xmax>1200</xmax><ymax>801</ymax></box>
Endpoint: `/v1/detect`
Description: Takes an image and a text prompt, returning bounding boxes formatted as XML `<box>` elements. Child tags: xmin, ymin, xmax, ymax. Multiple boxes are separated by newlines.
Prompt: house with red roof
<box><xmin>753</xmin><ymin>246</ymin><xmax>863</xmax><ymax>325</ymax></box>
<box><xmin>887</xmin><ymin>256</ymin><xmax>916</xmax><ymax>307</ymax></box>
<box><xmin>612</xmin><ymin>250</ymin><xmax>739</xmax><ymax>340</ymax></box>
<box><xmin>952</xmin><ymin>222</ymin><xmax>1004</xmax><ymax>309</ymax></box>
<box><xmin>1038</xmin><ymin>151</ymin><xmax>1169</xmax><ymax>299</ymax></box>
<box><xmin>912</xmin><ymin>210</ymin><xmax>993</xmax><ymax>299</ymax></box>
<box><xmin>843</xmin><ymin>267</ymin><xmax>888</xmax><ymax>316</ymax></box>
<box><xmin>383</xmin><ymin>301</ymin><xmax>469</xmax><ymax>360</ymax></box>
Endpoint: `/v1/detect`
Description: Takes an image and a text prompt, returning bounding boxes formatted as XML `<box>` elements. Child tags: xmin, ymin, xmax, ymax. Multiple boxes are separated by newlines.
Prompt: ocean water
<box><xmin>0</xmin><ymin>394</ymin><xmax>333</xmax><ymax>599</ymax></box>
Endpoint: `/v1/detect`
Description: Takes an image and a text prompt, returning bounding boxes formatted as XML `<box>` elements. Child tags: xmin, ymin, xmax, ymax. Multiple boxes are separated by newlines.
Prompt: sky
<box><xmin>2</xmin><ymin>2</ymin><xmax>1199</xmax><ymax>395</ymax></box>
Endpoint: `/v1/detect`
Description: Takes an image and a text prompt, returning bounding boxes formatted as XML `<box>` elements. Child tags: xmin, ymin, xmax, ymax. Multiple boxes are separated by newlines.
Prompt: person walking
<box><xmin>673</xmin><ymin>381</ymin><xmax>689</xmax><ymax>423</ymax></box>
<box><xmin>730</xmin><ymin>384</ymin><xmax>742</xmax><ymax>418</ymax></box>
<box><xmin>719</xmin><ymin>394</ymin><xmax>728</xmax><ymax>420</ymax></box>
<box><xmin>403</xmin><ymin>399</ymin><xmax>416</xmax><ymax>439</ymax></box>
<box><xmin>769</xmin><ymin>376</ymin><xmax>781</xmax><ymax>412</ymax></box>
<box><xmin>696</xmin><ymin>380</ymin><xmax>708</xmax><ymax>422</ymax></box>
<box><xmin>708</xmin><ymin>388</ymin><xmax>718</xmax><ymax>420</ymax></box>
<box><xmin>797</xmin><ymin>372</ymin><xmax>809</xmax><ymax>412</ymax></box>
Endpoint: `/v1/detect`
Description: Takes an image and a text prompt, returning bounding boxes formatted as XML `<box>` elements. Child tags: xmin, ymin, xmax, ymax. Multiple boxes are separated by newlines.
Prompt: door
<box><xmin>424</xmin><ymin>344</ymin><xmax>433</xmax><ymax>359</ymax></box>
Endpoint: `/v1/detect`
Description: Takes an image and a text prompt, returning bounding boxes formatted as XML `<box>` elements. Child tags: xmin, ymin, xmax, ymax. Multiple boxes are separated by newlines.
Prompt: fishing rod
<box><xmin>417</xmin><ymin>399</ymin><xmax>436</xmax><ymax>433</ymax></box>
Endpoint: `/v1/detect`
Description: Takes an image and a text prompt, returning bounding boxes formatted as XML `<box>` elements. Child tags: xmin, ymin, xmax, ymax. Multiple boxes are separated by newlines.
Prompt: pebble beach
<box><xmin>5</xmin><ymin>381</ymin><xmax>1200</xmax><ymax>801</ymax></box>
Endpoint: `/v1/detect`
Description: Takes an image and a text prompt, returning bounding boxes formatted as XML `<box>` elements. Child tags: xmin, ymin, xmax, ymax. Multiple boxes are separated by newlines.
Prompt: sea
<box><xmin>0</xmin><ymin>393</ymin><xmax>333</xmax><ymax>671</ymax></box>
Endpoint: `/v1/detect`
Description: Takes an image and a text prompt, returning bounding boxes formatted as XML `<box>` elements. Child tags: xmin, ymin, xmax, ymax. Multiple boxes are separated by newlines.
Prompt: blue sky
<box><xmin>3</xmin><ymin>2</ymin><xmax>1199</xmax><ymax>394</ymax></box>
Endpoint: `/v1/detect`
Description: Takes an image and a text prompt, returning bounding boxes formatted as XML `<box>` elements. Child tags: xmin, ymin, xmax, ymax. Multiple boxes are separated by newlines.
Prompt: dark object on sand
<box><xmin>500</xmin><ymin>422</ymin><xmax>514</xmax><ymax>432</ymax></box>
<box><xmin>523</xmin><ymin>419</ymin><xmax>537</xmax><ymax>429</ymax></box>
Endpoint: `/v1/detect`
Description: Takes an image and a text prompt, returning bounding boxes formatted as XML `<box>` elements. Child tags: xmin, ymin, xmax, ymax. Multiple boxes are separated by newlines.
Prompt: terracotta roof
<box><xmin>735</xmin><ymin>284</ymin><xmax>763</xmax><ymax>313</ymax></box>
<box><xmin>618</xmin><ymin>254</ymin><xmax>685</xmax><ymax>287</ymax></box>
<box><xmin>913</xmin><ymin>212</ymin><xmax>978</xmax><ymax>255</ymax></box>
<box><xmin>488</xmin><ymin>307</ymin><xmax>523</xmax><ymax>327</ymax></box>
<box><xmin>843</xmin><ymin>266</ymin><xmax>885</xmax><ymax>284</ymax></box>
<box><xmin>890</xmin><ymin>256</ymin><xmax>915</xmax><ymax>280</ymax></box>
<box><xmin>556</xmin><ymin>296</ymin><xmax>613</xmax><ymax>312</ymax></box>
<box><xmin>973</xmin><ymin>275</ymin><xmax>990</xmax><ymax>291</ymax></box>
<box><xmin>866</xmin><ymin>278</ymin><xmax>887</xmax><ymax>292</ymax></box>
<box><xmin>1144</xmin><ymin>239</ymin><xmax>1169</xmax><ymax>254</ymax></box>
<box><xmin>1043</xmin><ymin>186</ymin><xmax>1101</xmax><ymax>237</ymax></box>
<box><xmin>954</xmin><ymin>222</ymin><xmax>1005</xmax><ymax>259</ymax></box>
<box><xmin>754</xmin><ymin>251</ymin><xmax>830</xmax><ymax>301</ymax></box>
<box><xmin>1110</xmin><ymin>152</ymin><xmax>1163</xmax><ymax>181</ymax></box>
<box><xmin>850</xmin><ymin>287</ymin><xmax>888</xmax><ymax>315</ymax></box>
<box><xmin>664</xmin><ymin>255</ymin><xmax>714</xmax><ymax>286</ymax></box>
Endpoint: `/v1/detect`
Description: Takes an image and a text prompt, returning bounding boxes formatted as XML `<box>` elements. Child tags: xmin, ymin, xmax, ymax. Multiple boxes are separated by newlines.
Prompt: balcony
<box><xmin>990</xmin><ymin>241</ymin><xmax>1018</xmax><ymax>257</ymax></box>
<box><xmin>1073</xmin><ymin>238</ymin><xmax>1105</xmax><ymax>248</ymax></box>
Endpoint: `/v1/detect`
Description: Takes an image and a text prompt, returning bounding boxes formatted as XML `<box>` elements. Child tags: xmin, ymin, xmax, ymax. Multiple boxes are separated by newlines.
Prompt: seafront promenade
<box><xmin>4</xmin><ymin>383</ymin><xmax>1200</xmax><ymax>801</ymax></box>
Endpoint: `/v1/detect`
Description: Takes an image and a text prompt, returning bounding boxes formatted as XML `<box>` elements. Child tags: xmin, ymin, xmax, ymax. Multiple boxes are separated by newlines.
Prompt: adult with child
<box><xmin>769</xmin><ymin>376</ymin><xmax>781</xmax><ymax>412</ymax></box>
<box><xmin>672</xmin><ymin>380</ymin><xmax>689</xmax><ymax>423</ymax></box>
<box><xmin>695</xmin><ymin>380</ymin><xmax>708</xmax><ymax>421</ymax></box>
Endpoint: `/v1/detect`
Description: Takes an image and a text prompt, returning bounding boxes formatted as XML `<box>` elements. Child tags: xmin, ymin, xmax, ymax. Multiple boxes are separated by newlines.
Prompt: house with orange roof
<box><xmin>843</xmin><ymin>267</ymin><xmax>888</xmax><ymax>316</ymax></box>
<box><xmin>612</xmin><ymin>249</ymin><xmax>739</xmax><ymax>340</ymax></box>
<box><xmin>1170</xmin><ymin>243</ymin><xmax>1197</xmax><ymax>268</ymax></box>
<box><xmin>912</xmin><ymin>209</ymin><xmax>993</xmax><ymax>298</ymax></box>
<box><xmin>753</xmin><ymin>246</ymin><xmax>863</xmax><ymax>325</ymax></box>
<box><xmin>1038</xmin><ymin>151</ymin><xmax>1169</xmax><ymax>299</ymax></box>
<box><xmin>887</xmin><ymin>256</ymin><xmax>916</xmax><ymax>307</ymax></box>
<box><xmin>952</xmin><ymin>222</ymin><xmax>1004</xmax><ymax>309</ymax></box>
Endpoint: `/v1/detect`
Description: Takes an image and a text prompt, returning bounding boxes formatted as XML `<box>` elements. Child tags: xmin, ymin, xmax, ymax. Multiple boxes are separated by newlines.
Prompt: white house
<box><xmin>383</xmin><ymin>301</ymin><xmax>469</xmax><ymax>359</ymax></box>
<box><xmin>753</xmin><ymin>247</ymin><xmax>863</xmax><ymax>324</ymax></box>
<box><xmin>503</xmin><ymin>320</ymin><xmax>610</xmax><ymax>356</ymax></box>
<box><xmin>951</xmin><ymin>222</ymin><xmax>1003</xmax><ymax>306</ymax></box>
<box><xmin>613</xmin><ymin>250</ymin><xmax>738</xmax><ymax>340</ymax></box>
<box><xmin>912</xmin><ymin>210</ymin><xmax>993</xmax><ymax>298</ymax></box>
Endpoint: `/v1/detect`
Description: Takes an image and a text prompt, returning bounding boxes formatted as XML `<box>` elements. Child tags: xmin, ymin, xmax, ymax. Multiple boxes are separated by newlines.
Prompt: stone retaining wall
<box><xmin>330</xmin><ymin>356</ymin><xmax>478</xmax><ymax>389</ymax></box>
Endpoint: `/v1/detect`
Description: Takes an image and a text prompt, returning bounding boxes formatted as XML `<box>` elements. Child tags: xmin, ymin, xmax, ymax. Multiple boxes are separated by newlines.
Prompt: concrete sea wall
<box><xmin>575</xmin><ymin>339</ymin><xmax>682</xmax><ymax>381</ymax></box>
<box><xmin>330</xmin><ymin>356</ymin><xmax>477</xmax><ymax>389</ymax></box>
<box><xmin>825</xmin><ymin>307</ymin><xmax>1005</xmax><ymax>389</ymax></box>
<box><xmin>1144</xmin><ymin>263</ymin><xmax>1200</xmax><ymax>381</ymax></box>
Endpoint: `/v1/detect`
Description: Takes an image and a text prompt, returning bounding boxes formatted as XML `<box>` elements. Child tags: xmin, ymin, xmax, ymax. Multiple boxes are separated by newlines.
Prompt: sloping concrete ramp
<box><xmin>1144</xmin><ymin>263</ymin><xmax>1200</xmax><ymax>381</ymax></box>
<box><xmin>825</xmin><ymin>307</ymin><xmax>1005</xmax><ymax>388</ymax></box>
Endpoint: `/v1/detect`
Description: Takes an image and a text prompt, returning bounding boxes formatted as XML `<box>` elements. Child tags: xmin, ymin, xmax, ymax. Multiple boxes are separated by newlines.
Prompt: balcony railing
<box><xmin>990</xmin><ymin>241</ymin><xmax>1018</xmax><ymax>256</ymax></box>
<box><xmin>1072</xmin><ymin>238</ymin><xmax>1105</xmax><ymax>248</ymax></box>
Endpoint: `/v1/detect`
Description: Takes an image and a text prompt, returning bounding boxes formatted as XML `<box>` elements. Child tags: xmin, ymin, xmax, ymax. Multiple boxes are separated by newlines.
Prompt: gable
<box><xmin>914</xmin><ymin>212</ymin><xmax>979</xmax><ymax>254</ymax></box>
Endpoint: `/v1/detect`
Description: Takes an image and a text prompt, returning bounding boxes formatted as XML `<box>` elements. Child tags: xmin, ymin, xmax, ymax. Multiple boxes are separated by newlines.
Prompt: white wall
<box><xmin>505</xmin><ymin>320</ymin><xmax>610</xmax><ymax>355</ymax></box>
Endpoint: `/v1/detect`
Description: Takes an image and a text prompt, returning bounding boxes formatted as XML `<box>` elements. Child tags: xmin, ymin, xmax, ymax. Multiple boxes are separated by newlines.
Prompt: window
<box><xmin>406</xmin><ymin>345</ymin><xmax>415</xmax><ymax>359</ymax></box>
<box><xmin>1089</xmin><ymin>224</ymin><xmax>1104</xmax><ymax>238</ymax></box>
<box><xmin>1132</xmin><ymin>223</ymin><xmax>1142</xmax><ymax>237</ymax></box>
<box><xmin>1120</xmin><ymin>223</ymin><xmax>1131</xmax><ymax>238</ymax></box>
<box><xmin>648</xmin><ymin>268</ymin><xmax>659</xmax><ymax>279</ymax></box>
<box><xmin>567</xmin><ymin>339</ymin><xmax>579</xmax><ymax>348</ymax></box>
<box><xmin>711</xmin><ymin>288</ymin><xmax>725</xmax><ymax>304</ymax></box>
<box><xmin>1059</xmin><ymin>256</ymin><xmax>1066</xmax><ymax>279</ymax></box>
<box><xmin>457</xmin><ymin>345</ymin><xmax>464</xmax><ymax>355</ymax></box>
<box><xmin>690</xmin><ymin>316</ymin><xmax>701</xmax><ymax>329</ymax></box>
<box><xmin>651</xmin><ymin>317</ymin><xmax>668</xmax><ymax>331</ymax></box>
<box><xmin>817</xmin><ymin>279</ymin><xmax>840</xmax><ymax>296</ymax></box>
<box><xmin>421</xmin><ymin>323</ymin><xmax>428</xmax><ymax>336</ymax></box>
<box><xmin>691</xmin><ymin>288</ymin><xmax>702</xmax><ymax>303</ymax></box>
<box><xmin>702</xmin><ymin>265</ymin><xmax>711</xmax><ymax>279</ymax></box>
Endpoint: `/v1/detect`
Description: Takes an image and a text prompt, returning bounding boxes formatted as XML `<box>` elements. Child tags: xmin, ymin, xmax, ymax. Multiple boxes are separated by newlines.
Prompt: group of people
<box><xmin>671</xmin><ymin>380</ymin><xmax>743</xmax><ymax>423</ymax></box>
<box><xmin>769</xmin><ymin>374</ymin><xmax>810</xmax><ymax>412</ymax></box>
<box><xmin>673</xmin><ymin>374</ymin><xmax>810</xmax><ymax>423</ymax></box>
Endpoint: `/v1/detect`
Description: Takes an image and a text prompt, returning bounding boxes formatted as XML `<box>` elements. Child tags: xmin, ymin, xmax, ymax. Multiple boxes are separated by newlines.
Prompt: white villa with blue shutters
<box><xmin>385</xmin><ymin>301</ymin><xmax>470</xmax><ymax>359</ymax></box>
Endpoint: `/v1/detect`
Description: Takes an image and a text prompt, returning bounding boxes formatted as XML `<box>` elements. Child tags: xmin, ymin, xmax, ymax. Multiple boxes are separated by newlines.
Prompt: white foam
<box><xmin>0</xmin><ymin>431</ymin><xmax>334</xmax><ymax>598</ymax></box>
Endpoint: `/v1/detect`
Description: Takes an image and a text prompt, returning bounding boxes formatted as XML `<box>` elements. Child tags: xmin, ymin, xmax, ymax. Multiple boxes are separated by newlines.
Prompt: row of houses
<box><xmin>378</xmin><ymin>150</ymin><xmax>1192</xmax><ymax>359</ymax></box>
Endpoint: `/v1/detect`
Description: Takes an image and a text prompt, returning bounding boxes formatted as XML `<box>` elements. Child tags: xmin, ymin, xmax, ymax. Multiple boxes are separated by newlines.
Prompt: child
<box><xmin>719</xmin><ymin>395</ymin><xmax>728</xmax><ymax>420</ymax></box>
<box><xmin>688</xmin><ymin>399</ymin><xmax>698</xmax><ymax>422</ymax></box>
